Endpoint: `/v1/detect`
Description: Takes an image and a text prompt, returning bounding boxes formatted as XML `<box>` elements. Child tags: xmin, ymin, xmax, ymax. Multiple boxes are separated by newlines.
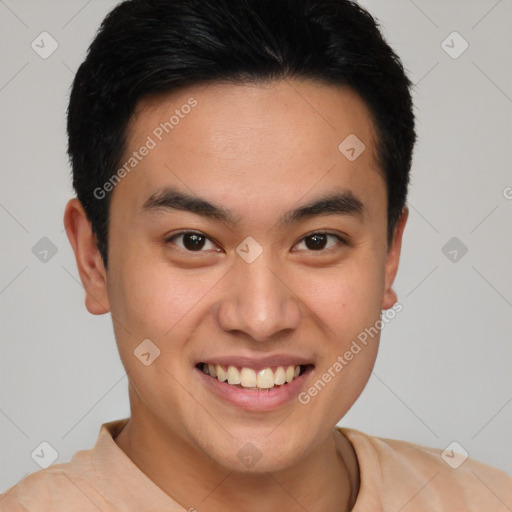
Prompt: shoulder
<box><xmin>339</xmin><ymin>427</ymin><xmax>512</xmax><ymax>511</ymax></box>
<box><xmin>1</xmin><ymin>467</ymin><xmax>57</xmax><ymax>511</ymax></box>
<box><xmin>0</xmin><ymin>419</ymin><xmax>130</xmax><ymax>512</ymax></box>
<box><xmin>0</xmin><ymin>451</ymin><xmax>104</xmax><ymax>512</ymax></box>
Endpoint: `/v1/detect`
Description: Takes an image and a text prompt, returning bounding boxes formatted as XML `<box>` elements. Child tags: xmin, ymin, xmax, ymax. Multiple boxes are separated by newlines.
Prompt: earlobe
<box><xmin>63</xmin><ymin>198</ymin><xmax>110</xmax><ymax>315</ymax></box>
<box><xmin>381</xmin><ymin>207</ymin><xmax>408</xmax><ymax>310</ymax></box>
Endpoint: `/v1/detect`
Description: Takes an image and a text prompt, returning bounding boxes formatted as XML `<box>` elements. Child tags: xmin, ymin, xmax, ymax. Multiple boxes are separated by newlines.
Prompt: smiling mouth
<box><xmin>196</xmin><ymin>363</ymin><xmax>311</xmax><ymax>391</ymax></box>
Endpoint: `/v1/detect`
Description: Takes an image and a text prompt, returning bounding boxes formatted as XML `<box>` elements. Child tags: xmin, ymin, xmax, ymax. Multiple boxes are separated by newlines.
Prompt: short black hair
<box><xmin>67</xmin><ymin>0</ymin><xmax>416</xmax><ymax>267</ymax></box>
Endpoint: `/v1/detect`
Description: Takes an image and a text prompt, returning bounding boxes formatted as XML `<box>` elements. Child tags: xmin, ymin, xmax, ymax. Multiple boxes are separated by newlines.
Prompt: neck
<box><xmin>115</xmin><ymin>391</ymin><xmax>359</xmax><ymax>511</ymax></box>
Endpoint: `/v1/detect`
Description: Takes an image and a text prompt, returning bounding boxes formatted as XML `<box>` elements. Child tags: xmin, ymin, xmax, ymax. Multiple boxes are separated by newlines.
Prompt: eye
<box><xmin>165</xmin><ymin>230</ymin><xmax>346</xmax><ymax>254</ymax></box>
<box><xmin>293</xmin><ymin>232</ymin><xmax>346</xmax><ymax>252</ymax></box>
<box><xmin>165</xmin><ymin>231</ymin><xmax>220</xmax><ymax>252</ymax></box>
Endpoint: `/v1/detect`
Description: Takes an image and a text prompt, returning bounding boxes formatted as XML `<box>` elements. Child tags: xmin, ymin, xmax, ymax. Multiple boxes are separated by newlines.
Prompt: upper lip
<box><xmin>196</xmin><ymin>354</ymin><xmax>314</xmax><ymax>371</ymax></box>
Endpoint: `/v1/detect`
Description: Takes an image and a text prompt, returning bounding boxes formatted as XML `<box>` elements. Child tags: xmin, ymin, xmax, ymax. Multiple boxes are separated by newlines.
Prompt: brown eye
<box><xmin>166</xmin><ymin>231</ymin><xmax>219</xmax><ymax>252</ymax></box>
<box><xmin>294</xmin><ymin>233</ymin><xmax>345</xmax><ymax>252</ymax></box>
<box><xmin>305</xmin><ymin>234</ymin><xmax>328</xmax><ymax>250</ymax></box>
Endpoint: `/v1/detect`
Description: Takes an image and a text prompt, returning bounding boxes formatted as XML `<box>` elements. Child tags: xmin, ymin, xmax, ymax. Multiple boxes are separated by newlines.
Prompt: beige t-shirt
<box><xmin>1</xmin><ymin>418</ymin><xmax>511</xmax><ymax>511</ymax></box>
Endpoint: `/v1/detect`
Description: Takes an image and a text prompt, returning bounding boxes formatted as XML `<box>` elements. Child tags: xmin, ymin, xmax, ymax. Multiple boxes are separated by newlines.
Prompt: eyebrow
<box><xmin>141</xmin><ymin>186</ymin><xmax>366</xmax><ymax>227</ymax></box>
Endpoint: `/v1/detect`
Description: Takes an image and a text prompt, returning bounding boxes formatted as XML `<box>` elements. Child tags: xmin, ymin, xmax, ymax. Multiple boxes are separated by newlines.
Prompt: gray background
<box><xmin>0</xmin><ymin>0</ymin><xmax>511</xmax><ymax>492</ymax></box>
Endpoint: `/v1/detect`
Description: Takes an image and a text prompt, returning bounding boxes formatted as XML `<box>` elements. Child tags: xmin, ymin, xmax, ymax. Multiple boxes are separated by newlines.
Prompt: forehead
<box><xmin>130</xmin><ymin>79</ymin><xmax>378</xmax><ymax>160</ymax></box>
<box><xmin>112</xmin><ymin>79</ymin><xmax>385</xmax><ymax>229</ymax></box>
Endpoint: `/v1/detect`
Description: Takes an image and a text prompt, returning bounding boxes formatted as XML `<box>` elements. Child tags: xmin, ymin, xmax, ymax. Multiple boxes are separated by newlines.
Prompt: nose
<box><xmin>216</xmin><ymin>251</ymin><xmax>302</xmax><ymax>342</ymax></box>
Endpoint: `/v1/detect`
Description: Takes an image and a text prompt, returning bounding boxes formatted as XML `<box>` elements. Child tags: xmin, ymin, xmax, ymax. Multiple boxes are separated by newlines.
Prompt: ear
<box><xmin>63</xmin><ymin>198</ymin><xmax>110</xmax><ymax>315</ymax></box>
<box><xmin>381</xmin><ymin>207</ymin><xmax>408</xmax><ymax>310</ymax></box>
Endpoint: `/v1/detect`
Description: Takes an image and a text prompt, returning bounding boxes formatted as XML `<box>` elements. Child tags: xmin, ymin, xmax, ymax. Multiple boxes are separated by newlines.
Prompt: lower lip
<box><xmin>195</xmin><ymin>366</ymin><xmax>313</xmax><ymax>411</ymax></box>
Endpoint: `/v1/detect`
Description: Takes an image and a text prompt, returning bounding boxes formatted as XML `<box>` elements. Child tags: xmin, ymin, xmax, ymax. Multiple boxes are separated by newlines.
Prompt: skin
<box><xmin>64</xmin><ymin>79</ymin><xmax>408</xmax><ymax>511</ymax></box>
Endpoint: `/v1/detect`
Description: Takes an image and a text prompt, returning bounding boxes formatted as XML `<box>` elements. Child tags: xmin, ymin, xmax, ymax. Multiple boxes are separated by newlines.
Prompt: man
<box><xmin>1</xmin><ymin>0</ymin><xmax>511</xmax><ymax>510</ymax></box>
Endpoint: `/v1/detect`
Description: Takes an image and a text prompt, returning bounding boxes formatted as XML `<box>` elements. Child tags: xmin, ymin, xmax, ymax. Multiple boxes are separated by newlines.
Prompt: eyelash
<box><xmin>164</xmin><ymin>230</ymin><xmax>347</xmax><ymax>254</ymax></box>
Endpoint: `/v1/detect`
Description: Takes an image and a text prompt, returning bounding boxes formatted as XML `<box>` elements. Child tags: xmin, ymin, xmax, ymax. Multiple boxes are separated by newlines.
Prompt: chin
<box><xmin>194</xmin><ymin>426</ymin><xmax>309</xmax><ymax>474</ymax></box>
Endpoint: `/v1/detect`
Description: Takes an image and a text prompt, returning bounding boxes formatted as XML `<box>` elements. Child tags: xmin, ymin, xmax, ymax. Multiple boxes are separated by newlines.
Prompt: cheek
<box><xmin>108</xmin><ymin>249</ymin><xmax>217</xmax><ymax>340</ymax></box>
<box><xmin>291</xmin><ymin>252</ymin><xmax>385</xmax><ymax>339</ymax></box>
<box><xmin>106</xmin><ymin>253</ymin><xmax>230</xmax><ymax>401</ymax></box>
<box><xmin>105</xmin><ymin>257</ymin><xmax>213</xmax><ymax>424</ymax></box>
<box><xmin>295</xmin><ymin>267</ymin><xmax>383</xmax><ymax>424</ymax></box>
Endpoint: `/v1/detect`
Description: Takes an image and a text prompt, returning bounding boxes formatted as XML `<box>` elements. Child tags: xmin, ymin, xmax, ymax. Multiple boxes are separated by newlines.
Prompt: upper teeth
<box><xmin>202</xmin><ymin>363</ymin><xmax>302</xmax><ymax>389</ymax></box>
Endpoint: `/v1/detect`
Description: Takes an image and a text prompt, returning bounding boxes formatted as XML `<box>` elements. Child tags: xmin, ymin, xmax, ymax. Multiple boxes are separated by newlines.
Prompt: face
<box><xmin>67</xmin><ymin>79</ymin><xmax>407</xmax><ymax>473</ymax></box>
